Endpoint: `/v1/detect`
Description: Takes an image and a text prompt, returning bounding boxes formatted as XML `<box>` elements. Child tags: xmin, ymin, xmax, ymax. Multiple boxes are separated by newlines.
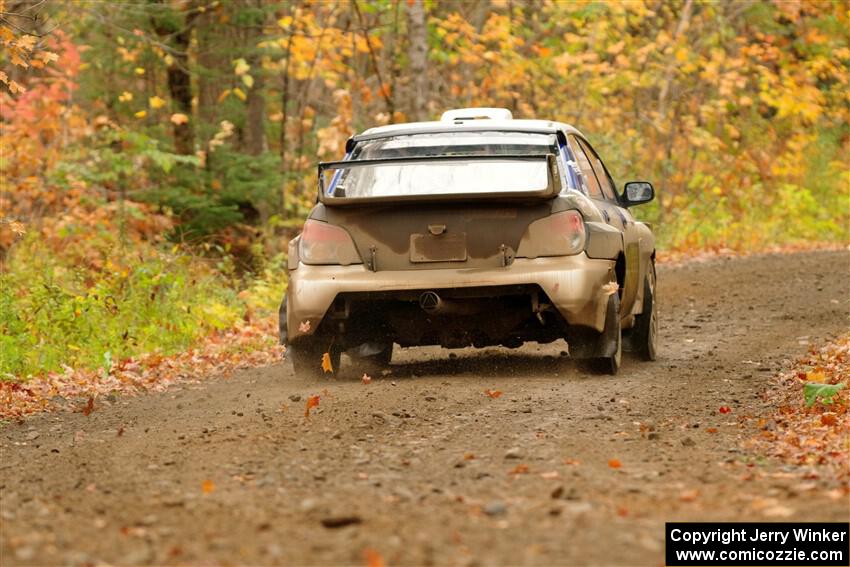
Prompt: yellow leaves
<box><xmin>806</xmin><ymin>370</ymin><xmax>827</xmax><ymax>382</ymax></box>
<box><xmin>674</xmin><ymin>46</ymin><xmax>689</xmax><ymax>62</ymax></box>
<box><xmin>232</xmin><ymin>87</ymin><xmax>247</xmax><ymax>101</ymax></box>
<box><xmin>217</xmin><ymin>89</ymin><xmax>231</xmax><ymax>103</ymax></box>
<box><xmin>277</xmin><ymin>16</ymin><xmax>293</xmax><ymax>28</ymax></box>
<box><xmin>148</xmin><ymin>96</ymin><xmax>166</xmax><ymax>109</ymax></box>
<box><xmin>170</xmin><ymin>113</ymin><xmax>189</xmax><ymax>125</ymax></box>
<box><xmin>16</xmin><ymin>34</ymin><xmax>37</xmax><ymax>51</ymax></box>
<box><xmin>607</xmin><ymin>41</ymin><xmax>625</xmax><ymax>56</ymax></box>
<box><xmin>321</xmin><ymin>352</ymin><xmax>334</xmax><ymax>374</ymax></box>
<box><xmin>118</xmin><ymin>91</ymin><xmax>133</xmax><ymax>102</ymax></box>
<box><xmin>233</xmin><ymin>58</ymin><xmax>250</xmax><ymax>76</ymax></box>
<box><xmin>7</xmin><ymin>220</ymin><xmax>26</xmax><ymax>236</ymax></box>
<box><xmin>134</xmin><ymin>110</ymin><xmax>147</xmax><ymax>119</ymax></box>
<box><xmin>134</xmin><ymin>67</ymin><xmax>145</xmax><ymax>75</ymax></box>
<box><xmin>241</xmin><ymin>74</ymin><xmax>254</xmax><ymax>88</ymax></box>
<box><xmin>8</xmin><ymin>80</ymin><xmax>25</xmax><ymax>94</ymax></box>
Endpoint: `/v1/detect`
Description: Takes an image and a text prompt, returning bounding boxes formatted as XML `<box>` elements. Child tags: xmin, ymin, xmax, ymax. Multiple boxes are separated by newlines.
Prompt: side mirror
<box><xmin>622</xmin><ymin>181</ymin><xmax>654</xmax><ymax>207</ymax></box>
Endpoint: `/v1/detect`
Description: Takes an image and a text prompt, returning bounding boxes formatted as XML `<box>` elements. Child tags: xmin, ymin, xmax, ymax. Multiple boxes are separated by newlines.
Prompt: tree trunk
<box><xmin>151</xmin><ymin>2</ymin><xmax>196</xmax><ymax>155</ymax></box>
<box><xmin>240</xmin><ymin>0</ymin><xmax>267</xmax><ymax>156</ymax></box>
<box><xmin>167</xmin><ymin>29</ymin><xmax>194</xmax><ymax>155</ymax></box>
<box><xmin>245</xmin><ymin>60</ymin><xmax>266</xmax><ymax>155</ymax></box>
<box><xmin>407</xmin><ymin>0</ymin><xmax>427</xmax><ymax>121</ymax></box>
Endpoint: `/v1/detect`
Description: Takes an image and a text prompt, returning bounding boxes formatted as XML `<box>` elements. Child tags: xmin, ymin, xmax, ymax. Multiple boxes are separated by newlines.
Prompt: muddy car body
<box><xmin>280</xmin><ymin>108</ymin><xmax>658</xmax><ymax>376</ymax></box>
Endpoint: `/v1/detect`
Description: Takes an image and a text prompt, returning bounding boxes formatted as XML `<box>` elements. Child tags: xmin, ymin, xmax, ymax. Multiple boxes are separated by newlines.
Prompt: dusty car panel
<box><xmin>280</xmin><ymin>108</ymin><xmax>658</xmax><ymax>376</ymax></box>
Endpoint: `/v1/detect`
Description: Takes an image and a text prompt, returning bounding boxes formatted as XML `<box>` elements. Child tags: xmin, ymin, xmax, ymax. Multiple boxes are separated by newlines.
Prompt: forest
<box><xmin>1</xmin><ymin>0</ymin><xmax>848</xmax><ymax>383</ymax></box>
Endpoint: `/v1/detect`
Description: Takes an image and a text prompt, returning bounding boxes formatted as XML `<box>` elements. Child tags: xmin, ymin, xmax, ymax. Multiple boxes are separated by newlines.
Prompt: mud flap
<box><xmin>278</xmin><ymin>296</ymin><xmax>288</xmax><ymax>345</ymax></box>
<box><xmin>567</xmin><ymin>294</ymin><xmax>619</xmax><ymax>359</ymax></box>
<box><xmin>593</xmin><ymin>294</ymin><xmax>621</xmax><ymax>358</ymax></box>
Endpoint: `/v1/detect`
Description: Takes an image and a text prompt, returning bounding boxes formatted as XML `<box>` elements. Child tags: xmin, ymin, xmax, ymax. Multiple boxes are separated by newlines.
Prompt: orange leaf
<box><xmin>363</xmin><ymin>548</ymin><xmax>385</xmax><ymax>567</ymax></box>
<box><xmin>509</xmin><ymin>464</ymin><xmax>529</xmax><ymax>475</ymax></box>
<box><xmin>321</xmin><ymin>352</ymin><xmax>334</xmax><ymax>374</ymax></box>
<box><xmin>201</xmin><ymin>479</ymin><xmax>215</xmax><ymax>494</ymax></box>
<box><xmin>484</xmin><ymin>389</ymin><xmax>502</xmax><ymax>398</ymax></box>
<box><xmin>821</xmin><ymin>413</ymin><xmax>837</xmax><ymax>426</ymax></box>
<box><xmin>304</xmin><ymin>395</ymin><xmax>320</xmax><ymax>418</ymax></box>
<box><xmin>707</xmin><ymin>427</ymin><xmax>718</xmax><ymax>433</ymax></box>
<box><xmin>82</xmin><ymin>396</ymin><xmax>95</xmax><ymax>416</ymax></box>
<box><xmin>608</xmin><ymin>459</ymin><xmax>622</xmax><ymax>469</ymax></box>
<box><xmin>719</xmin><ymin>406</ymin><xmax>732</xmax><ymax>414</ymax></box>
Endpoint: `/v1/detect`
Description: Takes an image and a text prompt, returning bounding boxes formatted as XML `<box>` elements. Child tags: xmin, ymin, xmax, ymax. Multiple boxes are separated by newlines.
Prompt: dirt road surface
<box><xmin>2</xmin><ymin>250</ymin><xmax>848</xmax><ymax>566</ymax></box>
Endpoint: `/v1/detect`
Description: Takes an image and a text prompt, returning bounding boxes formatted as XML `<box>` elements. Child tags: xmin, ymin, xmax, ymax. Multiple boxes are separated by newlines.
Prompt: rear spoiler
<box><xmin>317</xmin><ymin>153</ymin><xmax>562</xmax><ymax>206</ymax></box>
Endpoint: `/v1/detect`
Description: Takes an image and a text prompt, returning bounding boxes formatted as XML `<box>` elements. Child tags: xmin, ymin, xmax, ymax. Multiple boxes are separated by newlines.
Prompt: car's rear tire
<box><xmin>288</xmin><ymin>338</ymin><xmax>341</xmax><ymax>380</ymax></box>
<box><xmin>580</xmin><ymin>293</ymin><xmax>621</xmax><ymax>375</ymax></box>
<box><xmin>631</xmin><ymin>263</ymin><xmax>657</xmax><ymax>361</ymax></box>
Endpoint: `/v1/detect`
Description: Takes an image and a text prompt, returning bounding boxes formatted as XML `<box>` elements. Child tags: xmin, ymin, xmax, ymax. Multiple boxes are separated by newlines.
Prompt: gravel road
<box><xmin>1</xmin><ymin>250</ymin><xmax>848</xmax><ymax>566</ymax></box>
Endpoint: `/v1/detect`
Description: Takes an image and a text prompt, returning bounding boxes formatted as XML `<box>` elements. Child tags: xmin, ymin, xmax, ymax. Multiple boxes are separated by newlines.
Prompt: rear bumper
<box><xmin>285</xmin><ymin>254</ymin><xmax>615</xmax><ymax>342</ymax></box>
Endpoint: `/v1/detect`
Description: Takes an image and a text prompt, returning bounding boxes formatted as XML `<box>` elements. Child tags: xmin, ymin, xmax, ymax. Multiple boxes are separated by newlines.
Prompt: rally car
<box><xmin>280</xmin><ymin>107</ymin><xmax>657</xmax><ymax>376</ymax></box>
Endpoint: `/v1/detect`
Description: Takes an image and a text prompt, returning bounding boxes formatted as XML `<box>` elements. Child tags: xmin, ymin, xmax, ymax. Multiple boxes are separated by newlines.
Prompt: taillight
<box><xmin>299</xmin><ymin>219</ymin><xmax>362</xmax><ymax>265</ymax></box>
<box><xmin>517</xmin><ymin>210</ymin><xmax>586</xmax><ymax>258</ymax></box>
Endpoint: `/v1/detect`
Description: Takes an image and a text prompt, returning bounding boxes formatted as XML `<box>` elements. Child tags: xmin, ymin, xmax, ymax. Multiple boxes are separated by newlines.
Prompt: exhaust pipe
<box><xmin>419</xmin><ymin>291</ymin><xmax>442</xmax><ymax>313</ymax></box>
<box><xmin>419</xmin><ymin>291</ymin><xmax>478</xmax><ymax>315</ymax></box>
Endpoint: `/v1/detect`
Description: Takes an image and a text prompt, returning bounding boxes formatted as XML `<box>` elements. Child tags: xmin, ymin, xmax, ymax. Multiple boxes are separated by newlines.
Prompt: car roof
<box><xmin>351</xmin><ymin>110</ymin><xmax>585</xmax><ymax>144</ymax></box>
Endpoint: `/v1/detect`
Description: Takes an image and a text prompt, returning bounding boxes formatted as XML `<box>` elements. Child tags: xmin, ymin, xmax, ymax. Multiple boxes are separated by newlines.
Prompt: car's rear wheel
<box><xmin>580</xmin><ymin>293</ymin><xmax>621</xmax><ymax>375</ymax></box>
<box><xmin>630</xmin><ymin>263</ymin><xmax>657</xmax><ymax>361</ymax></box>
<box><xmin>288</xmin><ymin>338</ymin><xmax>341</xmax><ymax>380</ymax></box>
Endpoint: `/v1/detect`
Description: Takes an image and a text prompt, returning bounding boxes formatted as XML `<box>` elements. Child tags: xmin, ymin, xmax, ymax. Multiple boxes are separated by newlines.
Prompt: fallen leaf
<box><xmin>484</xmin><ymin>389</ymin><xmax>502</xmax><ymax>398</ymax></box>
<box><xmin>820</xmin><ymin>413</ymin><xmax>837</xmax><ymax>426</ymax></box>
<box><xmin>321</xmin><ymin>352</ymin><xmax>334</xmax><ymax>374</ymax></box>
<box><xmin>719</xmin><ymin>406</ymin><xmax>732</xmax><ymax>414</ymax></box>
<box><xmin>170</xmin><ymin>113</ymin><xmax>189</xmax><ymax>125</ymax></box>
<box><xmin>679</xmin><ymin>489</ymin><xmax>699</xmax><ymax>502</ymax></box>
<box><xmin>563</xmin><ymin>458</ymin><xmax>580</xmax><ymax>466</ymax></box>
<box><xmin>805</xmin><ymin>370</ymin><xmax>827</xmax><ymax>382</ymax></box>
<box><xmin>305</xmin><ymin>395</ymin><xmax>320</xmax><ymax>418</ymax></box>
<box><xmin>509</xmin><ymin>464</ymin><xmax>529</xmax><ymax>475</ymax></box>
<box><xmin>201</xmin><ymin>479</ymin><xmax>215</xmax><ymax>494</ymax></box>
<box><xmin>706</xmin><ymin>427</ymin><xmax>718</xmax><ymax>433</ymax></box>
<box><xmin>361</xmin><ymin>373</ymin><xmax>372</xmax><ymax>384</ymax></box>
<box><xmin>82</xmin><ymin>396</ymin><xmax>95</xmax><ymax>416</ymax></box>
<box><xmin>363</xmin><ymin>548</ymin><xmax>385</xmax><ymax>567</ymax></box>
<box><xmin>608</xmin><ymin>459</ymin><xmax>622</xmax><ymax>469</ymax></box>
<box><xmin>298</xmin><ymin>320</ymin><xmax>311</xmax><ymax>333</ymax></box>
<box><xmin>540</xmin><ymin>471</ymin><xmax>560</xmax><ymax>480</ymax></box>
<box><xmin>617</xmin><ymin>507</ymin><xmax>629</xmax><ymax>517</ymax></box>
<box><xmin>602</xmin><ymin>281</ymin><xmax>619</xmax><ymax>296</ymax></box>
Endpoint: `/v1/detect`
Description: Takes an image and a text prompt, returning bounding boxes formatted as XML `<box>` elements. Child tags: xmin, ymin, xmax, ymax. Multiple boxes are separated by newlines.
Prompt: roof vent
<box><xmin>440</xmin><ymin>107</ymin><xmax>513</xmax><ymax>122</ymax></box>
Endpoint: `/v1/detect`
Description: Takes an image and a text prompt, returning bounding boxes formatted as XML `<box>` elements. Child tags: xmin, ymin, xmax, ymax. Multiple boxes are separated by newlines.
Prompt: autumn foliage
<box><xmin>1</xmin><ymin>0</ymin><xmax>848</xmax><ymax>389</ymax></box>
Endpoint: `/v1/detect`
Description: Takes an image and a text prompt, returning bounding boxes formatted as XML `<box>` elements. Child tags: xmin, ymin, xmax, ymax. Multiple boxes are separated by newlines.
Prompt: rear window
<box><xmin>326</xmin><ymin>132</ymin><xmax>559</xmax><ymax>199</ymax></box>
<box><xmin>351</xmin><ymin>131</ymin><xmax>559</xmax><ymax>159</ymax></box>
